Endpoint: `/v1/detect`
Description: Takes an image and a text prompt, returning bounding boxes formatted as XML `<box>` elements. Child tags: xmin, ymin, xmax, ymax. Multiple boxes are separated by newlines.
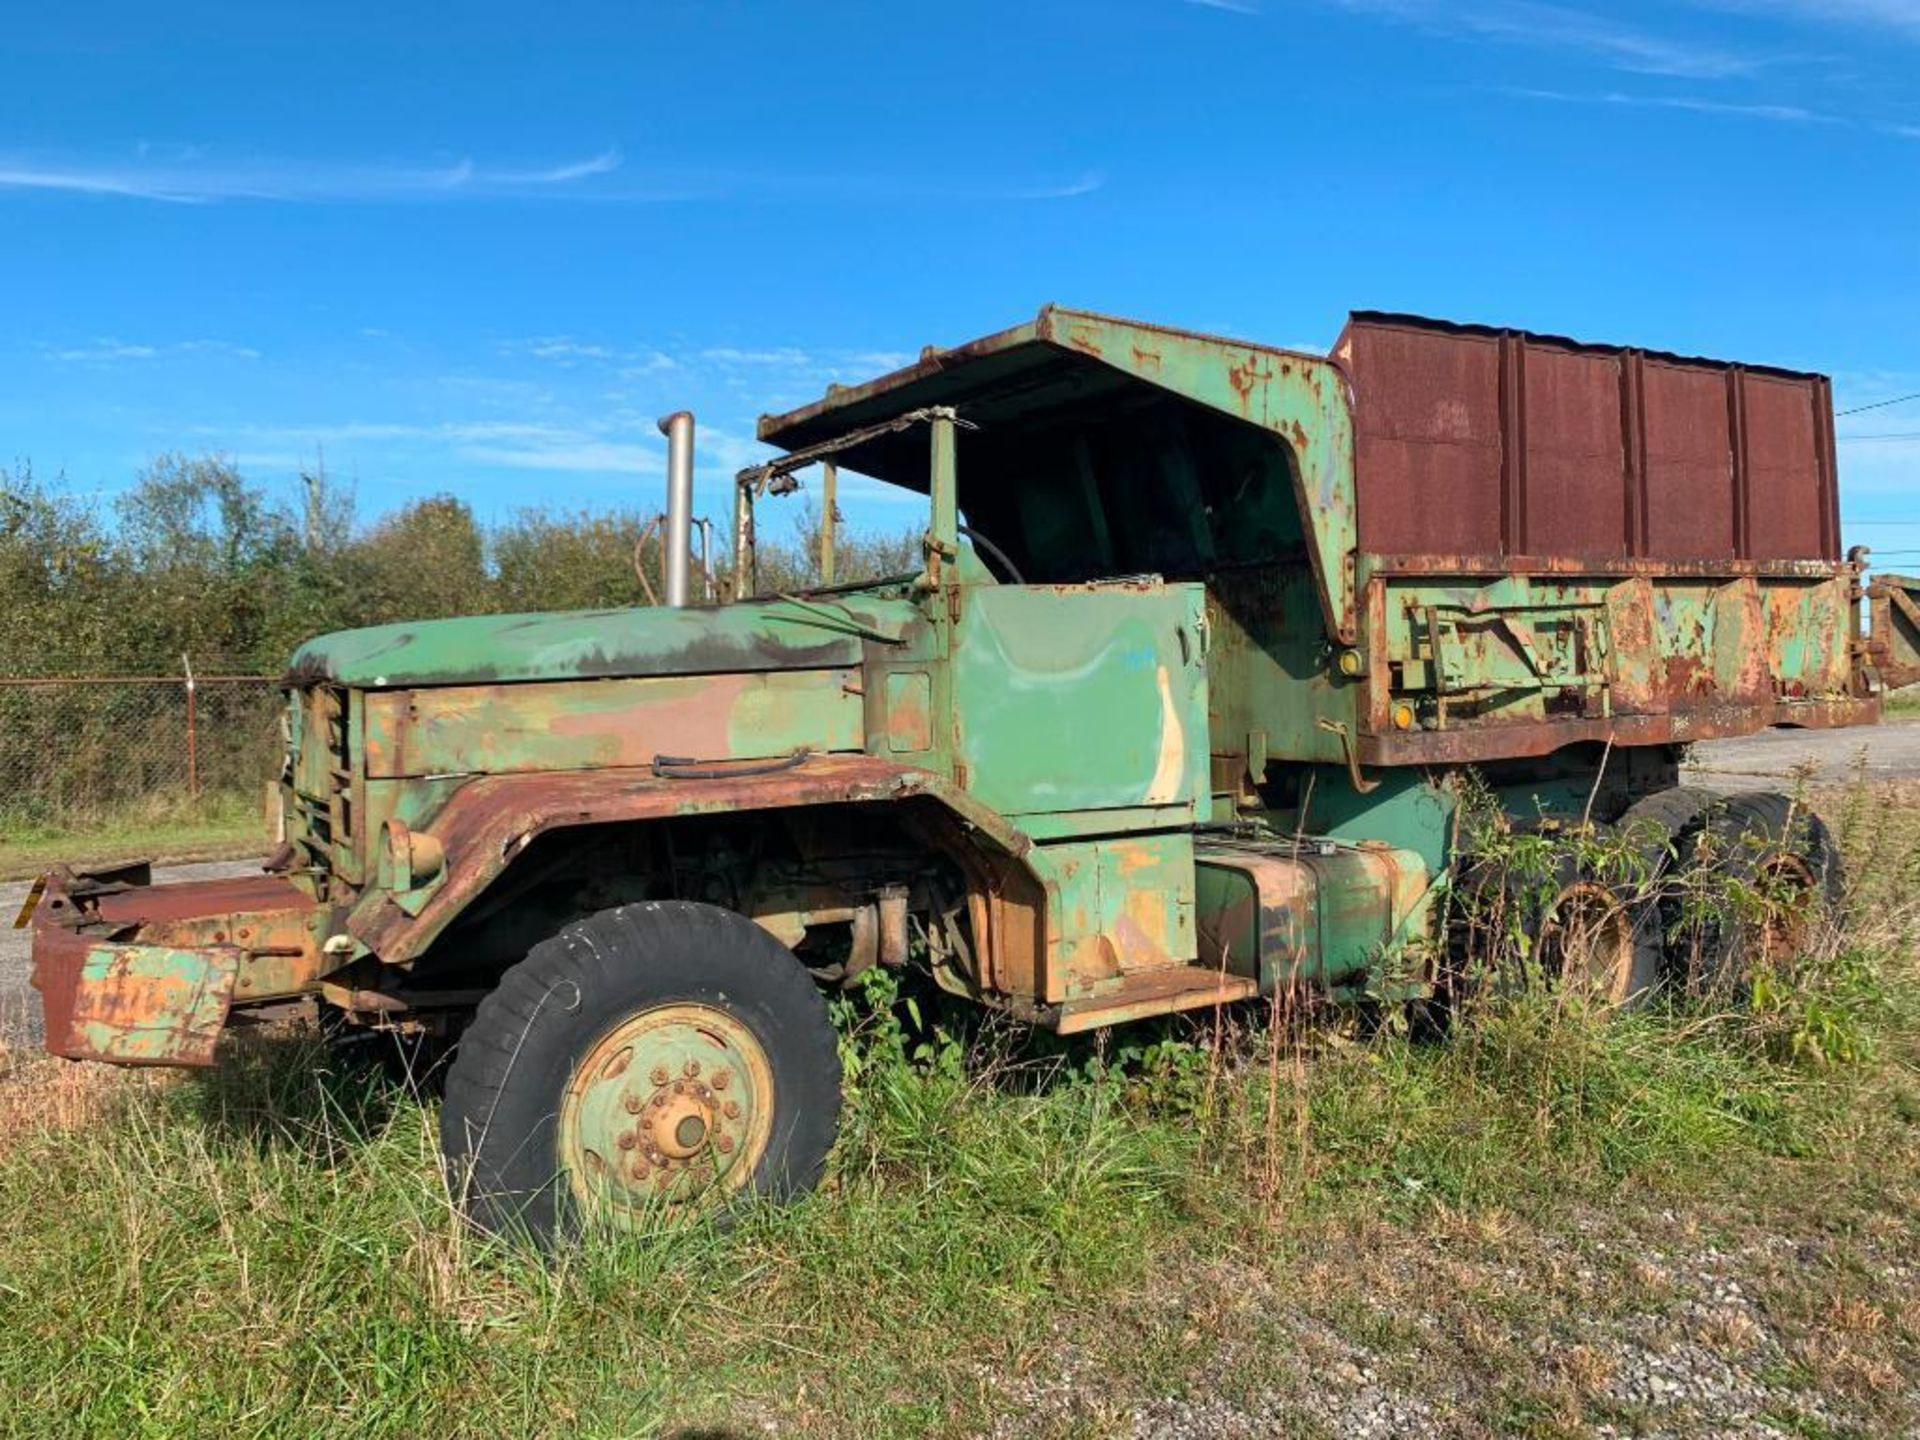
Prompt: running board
<box><xmin>1052</xmin><ymin>965</ymin><xmax>1259</xmax><ymax>1034</ymax></box>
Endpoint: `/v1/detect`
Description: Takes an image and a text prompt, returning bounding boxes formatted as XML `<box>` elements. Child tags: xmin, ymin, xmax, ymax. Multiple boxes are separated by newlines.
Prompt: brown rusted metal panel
<box><xmin>1523</xmin><ymin>343</ymin><xmax>1629</xmax><ymax>558</ymax></box>
<box><xmin>31</xmin><ymin>870</ymin><xmax>321</xmax><ymax>1065</ymax></box>
<box><xmin>1337</xmin><ymin>313</ymin><xmax>1838</xmax><ymax>567</ymax></box>
<box><xmin>1640</xmin><ymin>357</ymin><xmax>1737</xmax><ymax>559</ymax></box>
<box><xmin>1743</xmin><ymin>371</ymin><xmax>1834</xmax><ymax>561</ymax></box>
<box><xmin>1340</xmin><ymin>317</ymin><xmax>1503</xmax><ymax>557</ymax></box>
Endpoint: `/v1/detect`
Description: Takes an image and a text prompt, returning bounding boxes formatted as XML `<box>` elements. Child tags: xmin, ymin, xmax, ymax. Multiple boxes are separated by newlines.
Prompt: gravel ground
<box><xmin>982</xmin><ymin>1195</ymin><xmax>1918</xmax><ymax>1439</ymax></box>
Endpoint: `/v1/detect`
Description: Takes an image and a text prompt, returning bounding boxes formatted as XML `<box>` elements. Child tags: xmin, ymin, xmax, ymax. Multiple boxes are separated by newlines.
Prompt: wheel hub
<box><xmin>1755</xmin><ymin>853</ymin><xmax>1818</xmax><ymax>962</ymax></box>
<box><xmin>559</xmin><ymin>1003</ymin><xmax>774</xmax><ymax>1222</ymax></box>
<box><xmin>1542</xmin><ymin>881</ymin><xmax>1635</xmax><ymax>1006</ymax></box>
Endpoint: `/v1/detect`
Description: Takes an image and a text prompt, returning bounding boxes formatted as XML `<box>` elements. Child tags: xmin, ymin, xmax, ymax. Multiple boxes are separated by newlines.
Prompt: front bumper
<box><xmin>29</xmin><ymin>864</ymin><xmax>322</xmax><ymax>1067</ymax></box>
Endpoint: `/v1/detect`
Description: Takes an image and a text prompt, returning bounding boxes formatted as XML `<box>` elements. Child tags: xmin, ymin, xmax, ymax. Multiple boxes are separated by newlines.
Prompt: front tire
<box><xmin>440</xmin><ymin>900</ymin><xmax>842</xmax><ymax>1246</ymax></box>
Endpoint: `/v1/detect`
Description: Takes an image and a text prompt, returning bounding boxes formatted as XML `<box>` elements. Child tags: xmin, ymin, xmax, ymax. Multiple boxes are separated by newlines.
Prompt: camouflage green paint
<box><xmin>1356</xmin><ymin>566</ymin><xmax>1861</xmax><ymax>763</ymax></box>
<box><xmin>1027</xmin><ymin>832</ymin><xmax>1198</xmax><ymax>1001</ymax></box>
<box><xmin>71</xmin><ymin>942</ymin><xmax>241</xmax><ymax>1066</ymax></box>
<box><xmin>360</xmin><ymin>670</ymin><xmax>864</xmax><ymax>779</ymax></box>
<box><xmin>1037</xmin><ymin>309</ymin><xmax>1359</xmax><ymax>643</ymax></box>
<box><xmin>1304</xmin><ymin>767</ymin><xmax>1456</xmax><ymax>876</ymax></box>
<box><xmin>950</xmin><ymin>581</ymin><xmax>1210</xmax><ymax>820</ymax></box>
<box><xmin>287</xmin><ymin>595</ymin><xmax>918</xmax><ymax>689</ymax></box>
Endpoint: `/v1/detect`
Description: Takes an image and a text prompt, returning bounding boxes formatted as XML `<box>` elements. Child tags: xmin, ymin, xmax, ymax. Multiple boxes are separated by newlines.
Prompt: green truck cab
<box><xmin>26</xmin><ymin>307</ymin><xmax>1918</xmax><ymax>1243</ymax></box>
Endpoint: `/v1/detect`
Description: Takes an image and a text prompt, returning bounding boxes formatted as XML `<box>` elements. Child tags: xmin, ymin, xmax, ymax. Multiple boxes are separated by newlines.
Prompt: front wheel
<box><xmin>440</xmin><ymin>900</ymin><xmax>843</xmax><ymax>1246</ymax></box>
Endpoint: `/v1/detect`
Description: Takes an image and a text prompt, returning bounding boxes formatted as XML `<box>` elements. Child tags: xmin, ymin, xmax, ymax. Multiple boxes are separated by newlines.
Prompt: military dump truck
<box><xmin>24</xmin><ymin>307</ymin><xmax>1920</xmax><ymax>1243</ymax></box>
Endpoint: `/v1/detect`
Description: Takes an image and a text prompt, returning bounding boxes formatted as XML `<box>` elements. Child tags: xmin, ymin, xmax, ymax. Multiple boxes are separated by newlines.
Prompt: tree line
<box><xmin>0</xmin><ymin>454</ymin><xmax>918</xmax><ymax>678</ymax></box>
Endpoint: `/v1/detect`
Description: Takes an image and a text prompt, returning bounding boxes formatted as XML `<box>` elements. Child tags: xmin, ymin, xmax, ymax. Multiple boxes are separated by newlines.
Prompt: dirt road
<box><xmin>5</xmin><ymin>719</ymin><xmax>1918</xmax><ymax>1046</ymax></box>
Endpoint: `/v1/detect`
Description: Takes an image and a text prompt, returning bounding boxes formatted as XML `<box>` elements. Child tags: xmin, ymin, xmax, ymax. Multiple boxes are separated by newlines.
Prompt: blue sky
<box><xmin>2</xmin><ymin>0</ymin><xmax>1916</xmax><ymax>565</ymax></box>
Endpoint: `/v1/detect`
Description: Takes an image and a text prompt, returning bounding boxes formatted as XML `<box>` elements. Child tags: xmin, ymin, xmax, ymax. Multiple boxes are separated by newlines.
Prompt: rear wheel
<box><xmin>440</xmin><ymin>900</ymin><xmax>842</xmax><ymax>1246</ymax></box>
<box><xmin>1664</xmin><ymin>791</ymin><xmax>1842</xmax><ymax>994</ymax></box>
<box><xmin>1444</xmin><ymin>823</ymin><xmax>1662</xmax><ymax>1019</ymax></box>
<box><xmin>1535</xmin><ymin>870</ymin><xmax>1658</xmax><ymax>1007</ymax></box>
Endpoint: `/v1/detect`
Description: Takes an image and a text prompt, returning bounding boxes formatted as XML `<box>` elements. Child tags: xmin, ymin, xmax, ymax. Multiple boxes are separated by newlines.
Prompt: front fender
<box><xmin>345</xmin><ymin>754</ymin><xmax>1039</xmax><ymax>965</ymax></box>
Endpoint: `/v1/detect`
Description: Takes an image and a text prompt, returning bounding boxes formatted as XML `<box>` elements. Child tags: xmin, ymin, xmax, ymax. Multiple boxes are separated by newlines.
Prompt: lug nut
<box><xmin>631</xmin><ymin>1159</ymin><xmax>650</xmax><ymax>1180</ymax></box>
<box><xmin>617</xmin><ymin>1132</ymin><xmax>636</xmax><ymax>1151</ymax></box>
<box><xmin>711</xmin><ymin>1069</ymin><xmax>730</xmax><ymax>1091</ymax></box>
<box><xmin>623</xmin><ymin>1094</ymin><xmax>642</xmax><ymax>1114</ymax></box>
<box><xmin>650</xmin><ymin>1063</ymin><xmax>670</xmax><ymax>1085</ymax></box>
<box><xmin>715</xmin><ymin>1134</ymin><xmax>734</xmax><ymax>1154</ymax></box>
<box><xmin>684</xmin><ymin>1059</ymin><xmax>701</xmax><ymax>1078</ymax></box>
<box><xmin>722</xmin><ymin>1101</ymin><xmax>740</xmax><ymax>1119</ymax></box>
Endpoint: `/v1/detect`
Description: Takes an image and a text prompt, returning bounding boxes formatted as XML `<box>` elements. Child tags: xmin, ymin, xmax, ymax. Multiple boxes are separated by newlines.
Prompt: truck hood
<box><xmin>286</xmin><ymin>595</ymin><xmax>920</xmax><ymax>689</ymax></box>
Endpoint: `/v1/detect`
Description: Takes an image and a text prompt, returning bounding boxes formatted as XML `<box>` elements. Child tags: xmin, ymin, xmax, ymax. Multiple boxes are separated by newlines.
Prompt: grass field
<box><xmin>0</xmin><ymin>784</ymin><xmax>1915</xmax><ymax>1438</ymax></box>
<box><xmin>0</xmin><ymin>790</ymin><xmax>262</xmax><ymax>879</ymax></box>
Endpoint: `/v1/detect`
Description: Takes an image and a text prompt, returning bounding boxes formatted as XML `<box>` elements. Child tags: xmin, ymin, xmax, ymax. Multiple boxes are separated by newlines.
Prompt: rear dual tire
<box><xmin>1653</xmin><ymin>791</ymin><xmax>1842</xmax><ymax>995</ymax></box>
<box><xmin>1446</xmin><ymin>823</ymin><xmax>1663</xmax><ymax>1017</ymax></box>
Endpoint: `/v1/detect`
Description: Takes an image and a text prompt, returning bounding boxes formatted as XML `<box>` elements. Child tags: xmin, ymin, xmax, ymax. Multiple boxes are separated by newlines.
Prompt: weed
<box><xmin>0</xmin><ymin>781</ymin><xmax>1914</xmax><ymax>1436</ymax></box>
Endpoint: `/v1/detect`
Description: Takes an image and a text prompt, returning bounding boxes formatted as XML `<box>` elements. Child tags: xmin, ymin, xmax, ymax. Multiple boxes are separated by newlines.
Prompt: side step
<box><xmin>1053</xmin><ymin>964</ymin><xmax>1258</xmax><ymax>1034</ymax></box>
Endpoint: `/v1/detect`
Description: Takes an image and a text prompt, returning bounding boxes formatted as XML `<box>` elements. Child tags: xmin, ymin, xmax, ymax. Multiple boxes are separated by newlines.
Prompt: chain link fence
<box><xmin>0</xmin><ymin>668</ymin><xmax>283</xmax><ymax>834</ymax></box>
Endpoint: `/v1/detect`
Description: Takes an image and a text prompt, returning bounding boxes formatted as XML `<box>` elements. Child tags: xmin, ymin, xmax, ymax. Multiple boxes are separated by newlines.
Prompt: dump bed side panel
<box><xmin>1335</xmin><ymin>313</ymin><xmax>1840</xmax><ymax>566</ymax></box>
<box><xmin>1330</xmin><ymin>313</ymin><xmax>1866</xmax><ymax>767</ymax></box>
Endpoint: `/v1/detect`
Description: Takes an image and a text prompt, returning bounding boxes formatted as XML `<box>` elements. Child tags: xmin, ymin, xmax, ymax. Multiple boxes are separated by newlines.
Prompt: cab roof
<box><xmin>754</xmin><ymin>305</ymin><xmax>1337</xmax><ymax>491</ymax></box>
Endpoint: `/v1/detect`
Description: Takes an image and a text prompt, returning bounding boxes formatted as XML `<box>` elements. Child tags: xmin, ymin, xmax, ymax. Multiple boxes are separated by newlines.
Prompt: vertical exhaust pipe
<box><xmin>657</xmin><ymin>410</ymin><xmax>695</xmax><ymax>607</ymax></box>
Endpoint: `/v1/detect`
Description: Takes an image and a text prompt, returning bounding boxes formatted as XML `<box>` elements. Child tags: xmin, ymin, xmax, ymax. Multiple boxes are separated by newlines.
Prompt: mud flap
<box><xmin>64</xmin><ymin>943</ymin><xmax>242</xmax><ymax>1066</ymax></box>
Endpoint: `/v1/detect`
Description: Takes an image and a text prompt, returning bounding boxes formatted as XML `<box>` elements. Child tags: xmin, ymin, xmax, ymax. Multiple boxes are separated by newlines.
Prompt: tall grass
<box><xmin>0</xmin><ymin>781</ymin><xmax>1914</xmax><ymax>1437</ymax></box>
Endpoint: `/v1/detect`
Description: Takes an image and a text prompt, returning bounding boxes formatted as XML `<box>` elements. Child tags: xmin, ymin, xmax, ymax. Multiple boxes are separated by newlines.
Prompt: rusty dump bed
<box><xmin>761</xmin><ymin>306</ymin><xmax>1875</xmax><ymax>769</ymax></box>
<box><xmin>1335</xmin><ymin>312</ymin><xmax>1840</xmax><ymax>568</ymax></box>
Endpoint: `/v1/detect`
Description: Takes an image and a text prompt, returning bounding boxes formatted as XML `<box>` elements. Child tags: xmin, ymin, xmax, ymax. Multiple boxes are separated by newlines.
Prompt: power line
<box><xmin>1838</xmin><ymin>432</ymin><xmax>1920</xmax><ymax>441</ymax></box>
<box><xmin>1837</xmin><ymin>390</ymin><xmax>1920</xmax><ymax>417</ymax></box>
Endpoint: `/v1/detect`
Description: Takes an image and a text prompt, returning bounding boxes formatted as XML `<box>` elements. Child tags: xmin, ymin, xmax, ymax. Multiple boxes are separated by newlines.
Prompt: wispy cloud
<box><xmin>0</xmin><ymin>147</ymin><xmax>632</xmax><ymax>204</ymax></box>
<box><xmin>1693</xmin><ymin>0</ymin><xmax>1920</xmax><ymax>39</ymax></box>
<box><xmin>496</xmin><ymin>333</ymin><xmax>916</xmax><ymax>387</ymax></box>
<box><xmin>0</xmin><ymin>146</ymin><xmax>1108</xmax><ymax>208</ymax></box>
<box><xmin>500</xmin><ymin>336</ymin><xmax>619</xmax><ymax>364</ymax></box>
<box><xmin>50</xmin><ymin>337</ymin><xmax>260</xmax><ymax>363</ymax></box>
<box><xmin>1000</xmin><ymin>170</ymin><xmax>1107</xmax><ymax>200</ymax></box>
<box><xmin>1180</xmin><ymin>0</ymin><xmax>1261</xmax><ymax>14</ymax></box>
<box><xmin>1333</xmin><ymin>0</ymin><xmax>1766</xmax><ymax>78</ymax></box>
<box><xmin>495</xmin><ymin>150</ymin><xmax>625</xmax><ymax>184</ymax></box>
<box><xmin>459</xmin><ymin>438</ymin><xmax>660</xmax><ymax>473</ymax></box>
<box><xmin>1507</xmin><ymin>86</ymin><xmax>1836</xmax><ymax>123</ymax></box>
<box><xmin>1507</xmin><ymin>84</ymin><xmax>1920</xmax><ymax>138</ymax></box>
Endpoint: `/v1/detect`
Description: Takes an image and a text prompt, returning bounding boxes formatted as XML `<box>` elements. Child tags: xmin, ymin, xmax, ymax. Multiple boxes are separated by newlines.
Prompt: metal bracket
<box><xmin>1316</xmin><ymin>718</ymin><xmax>1381</xmax><ymax>795</ymax></box>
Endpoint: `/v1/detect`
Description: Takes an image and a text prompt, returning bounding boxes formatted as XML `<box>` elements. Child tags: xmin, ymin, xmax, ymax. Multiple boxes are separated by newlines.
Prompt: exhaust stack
<box><xmin>657</xmin><ymin>410</ymin><xmax>695</xmax><ymax>607</ymax></box>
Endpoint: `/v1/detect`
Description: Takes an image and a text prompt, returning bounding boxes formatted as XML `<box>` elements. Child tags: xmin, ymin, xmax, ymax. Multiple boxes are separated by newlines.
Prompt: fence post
<box><xmin>182</xmin><ymin>653</ymin><xmax>199</xmax><ymax>801</ymax></box>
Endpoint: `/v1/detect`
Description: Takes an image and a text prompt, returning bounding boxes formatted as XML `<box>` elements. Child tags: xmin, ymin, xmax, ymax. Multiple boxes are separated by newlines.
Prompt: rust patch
<box><xmin>67</xmin><ymin>943</ymin><xmax>241</xmax><ymax>1067</ymax></box>
<box><xmin>345</xmin><ymin>754</ymin><xmax>1040</xmax><ymax>966</ymax></box>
